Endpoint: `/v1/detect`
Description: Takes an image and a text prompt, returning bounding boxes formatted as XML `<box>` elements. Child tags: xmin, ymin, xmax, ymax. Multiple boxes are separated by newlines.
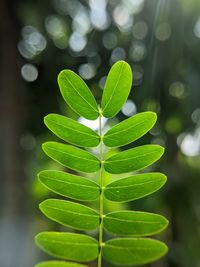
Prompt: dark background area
<box><xmin>1</xmin><ymin>0</ymin><xmax>200</xmax><ymax>266</ymax></box>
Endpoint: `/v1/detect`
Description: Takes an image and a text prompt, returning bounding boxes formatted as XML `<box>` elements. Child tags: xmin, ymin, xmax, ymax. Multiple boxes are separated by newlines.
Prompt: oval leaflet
<box><xmin>38</xmin><ymin>170</ymin><xmax>100</xmax><ymax>201</ymax></box>
<box><xmin>35</xmin><ymin>232</ymin><xmax>99</xmax><ymax>262</ymax></box>
<box><xmin>101</xmin><ymin>61</ymin><xmax>132</xmax><ymax>118</ymax></box>
<box><xmin>104</xmin><ymin>145</ymin><xmax>164</xmax><ymax>174</ymax></box>
<box><xmin>104</xmin><ymin>210</ymin><xmax>169</xmax><ymax>236</ymax></box>
<box><xmin>44</xmin><ymin>114</ymin><xmax>100</xmax><ymax>147</ymax></box>
<box><xmin>40</xmin><ymin>199</ymin><xmax>100</xmax><ymax>231</ymax></box>
<box><xmin>42</xmin><ymin>142</ymin><xmax>100</xmax><ymax>173</ymax></box>
<box><xmin>103</xmin><ymin>112</ymin><xmax>157</xmax><ymax>147</ymax></box>
<box><xmin>58</xmin><ymin>70</ymin><xmax>99</xmax><ymax>120</ymax></box>
<box><xmin>102</xmin><ymin>238</ymin><xmax>168</xmax><ymax>266</ymax></box>
<box><xmin>104</xmin><ymin>172</ymin><xmax>167</xmax><ymax>202</ymax></box>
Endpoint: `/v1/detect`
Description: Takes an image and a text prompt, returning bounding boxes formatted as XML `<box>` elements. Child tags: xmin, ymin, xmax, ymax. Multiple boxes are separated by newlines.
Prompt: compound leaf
<box><xmin>42</xmin><ymin>142</ymin><xmax>100</xmax><ymax>173</ymax></box>
<box><xmin>103</xmin><ymin>112</ymin><xmax>157</xmax><ymax>147</ymax></box>
<box><xmin>34</xmin><ymin>261</ymin><xmax>88</xmax><ymax>267</ymax></box>
<box><xmin>44</xmin><ymin>114</ymin><xmax>100</xmax><ymax>147</ymax></box>
<box><xmin>102</xmin><ymin>238</ymin><xmax>168</xmax><ymax>266</ymax></box>
<box><xmin>35</xmin><ymin>232</ymin><xmax>98</xmax><ymax>262</ymax></box>
<box><xmin>36</xmin><ymin>62</ymin><xmax>168</xmax><ymax>267</ymax></box>
<box><xmin>38</xmin><ymin>170</ymin><xmax>100</xmax><ymax>201</ymax></box>
<box><xmin>104</xmin><ymin>145</ymin><xmax>164</xmax><ymax>174</ymax></box>
<box><xmin>104</xmin><ymin>172</ymin><xmax>167</xmax><ymax>202</ymax></box>
<box><xmin>40</xmin><ymin>199</ymin><xmax>99</xmax><ymax>231</ymax></box>
<box><xmin>58</xmin><ymin>70</ymin><xmax>99</xmax><ymax>120</ymax></box>
<box><xmin>104</xmin><ymin>211</ymin><xmax>169</xmax><ymax>236</ymax></box>
<box><xmin>101</xmin><ymin>61</ymin><xmax>132</xmax><ymax>118</ymax></box>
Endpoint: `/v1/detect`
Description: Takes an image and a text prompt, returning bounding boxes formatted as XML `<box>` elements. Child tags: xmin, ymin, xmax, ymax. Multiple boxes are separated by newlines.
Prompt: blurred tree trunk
<box><xmin>0</xmin><ymin>2</ymin><xmax>29</xmax><ymax>266</ymax></box>
<box><xmin>0</xmin><ymin>0</ymin><xmax>26</xmax><ymax>220</ymax></box>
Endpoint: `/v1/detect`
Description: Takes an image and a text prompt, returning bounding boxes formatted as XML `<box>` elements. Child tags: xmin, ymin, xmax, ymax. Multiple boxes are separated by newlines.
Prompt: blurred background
<box><xmin>1</xmin><ymin>0</ymin><xmax>200</xmax><ymax>266</ymax></box>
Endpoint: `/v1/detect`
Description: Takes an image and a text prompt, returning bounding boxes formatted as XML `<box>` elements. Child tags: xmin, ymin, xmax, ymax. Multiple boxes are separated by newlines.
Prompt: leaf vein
<box><xmin>103</xmin><ymin>62</ymin><xmax>125</xmax><ymax>111</ymax></box>
<box><xmin>64</xmin><ymin>75</ymin><xmax>98</xmax><ymax>113</ymax></box>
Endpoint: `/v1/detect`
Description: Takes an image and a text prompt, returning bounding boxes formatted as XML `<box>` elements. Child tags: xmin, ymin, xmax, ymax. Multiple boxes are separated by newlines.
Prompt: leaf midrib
<box><xmin>106</xmin><ymin>179</ymin><xmax>162</xmax><ymax>189</ymax></box>
<box><xmin>106</xmin><ymin>150</ymin><xmax>161</xmax><ymax>163</ymax></box>
<box><xmin>64</xmin><ymin>74</ymin><xmax>98</xmax><ymax>113</ymax></box>
<box><xmin>46</xmin><ymin>146</ymin><xmax>98</xmax><ymax>163</ymax></box>
<box><xmin>105</xmin><ymin>216</ymin><xmax>163</xmax><ymax>224</ymax></box>
<box><xmin>105</xmin><ymin>244</ymin><xmax>163</xmax><ymax>251</ymax></box>
<box><xmin>103</xmin><ymin>63</ymin><xmax>125</xmax><ymax>112</ymax></box>
<box><xmin>47</xmin><ymin>118</ymin><xmax>98</xmax><ymax>139</ymax></box>
<box><xmin>105</xmin><ymin>118</ymin><xmax>150</xmax><ymax>139</ymax></box>
<box><xmin>40</xmin><ymin>175</ymin><xmax>99</xmax><ymax>190</ymax></box>
<box><xmin>39</xmin><ymin>238</ymin><xmax>97</xmax><ymax>247</ymax></box>
<box><xmin>43</xmin><ymin>204</ymin><xmax>99</xmax><ymax>218</ymax></box>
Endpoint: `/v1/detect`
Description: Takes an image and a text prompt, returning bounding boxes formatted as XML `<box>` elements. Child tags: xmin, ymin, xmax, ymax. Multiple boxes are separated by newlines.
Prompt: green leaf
<box><xmin>104</xmin><ymin>172</ymin><xmax>167</xmax><ymax>202</ymax></box>
<box><xmin>58</xmin><ymin>70</ymin><xmax>99</xmax><ymax>120</ymax></box>
<box><xmin>103</xmin><ymin>112</ymin><xmax>157</xmax><ymax>147</ymax></box>
<box><xmin>38</xmin><ymin>170</ymin><xmax>100</xmax><ymax>201</ymax></box>
<box><xmin>42</xmin><ymin>142</ymin><xmax>100</xmax><ymax>173</ymax></box>
<box><xmin>44</xmin><ymin>114</ymin><xmax>100</xmax><ymax>147</ymax></box>
<box><xmin>40</xmin><ymin>199</ymin><xmax>99</xmax><ymax>231</ymax></box>
<box><xmin>101</xmin><ymin>61</ymin><xmax>132</xmax><ymax>118</ymax></box>
<box><xmin>102</xmin><ymin>238</ymin><xmax>168</xmax><ymax>266</ymax></box>
<box><xmin>104</xmin><ymin>211</ymin><xmax>168</xmax><ymax>236</ymax></box>
<box><xmin>104</xmin><ymin>145</ymin><xmax>164</xmax><ymax>174</ymax></box>
<box><xmin>34</xmin><ymin>261</ymin><xmax>88</xmax><ymax>267</ymax></box>
<box><xmin>36</xmin><ymin>62</ymin><xmax>169</xmax><ymax>267</ymax></box>
<box><xmin>35</xmin><ymin>232</ymin><xmax>98</xmax><ymax>262</ymax></box>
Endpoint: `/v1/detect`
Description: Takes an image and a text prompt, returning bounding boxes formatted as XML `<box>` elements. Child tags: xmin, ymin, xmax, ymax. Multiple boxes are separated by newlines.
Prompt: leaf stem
<box><xmin>98</xmin><ymin>112</ymin><xmax>104</xmax><ymax>267</ymax></box>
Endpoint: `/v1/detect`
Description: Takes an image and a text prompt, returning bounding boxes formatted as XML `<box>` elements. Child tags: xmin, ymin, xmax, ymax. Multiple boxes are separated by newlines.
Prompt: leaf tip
<box><xmin>57</xmin><ymin>69</ymin><xmax>68</xmax><ymax>79</ymax></box>
<box><xmin>114</xmin><ymin>60</ymin><xmax>131</xmax><ymax>68</ymax></box>
<box><xmin>41</xmin><ymin>142</ymin><xmax>47</xmax><ymax>152</ymax></box>
<box><xmin>43</xmin><ymin>113</ymin><xmax>53</xmax><ymax>124</ymax></box>
<box><xmin>149</xmin><ymin>111</ymin><xmax>157</xmax><ymax>122</ymax></box>
<box><xmin>159</xmin><ymin>214</ymin><xmax>169</xmax><ymax>232</ymax></box>
<box><xmin>162</xmin><ymin>173</ymin><xmax>167</xmax><ymax>184</ymax></box>
<box><xmin>37</xmin><ymin>171</ymin><xmax>42</xmax><ymax>181</ymax></box>
<box><xmin>42</xmin><ymin>141</ymin><xmax>56</xmax><ymax>150</ymax></box>
<box><xmin>39</xmin><ymin>200</ymin><xmax>46</xmax><ymax>211</ymax></box>
<box><xmin>162</xmin><ymin>242</ymin><xmax>169</xmax><ymax>254</ymax></box>
<box><xmin>43</xmin><ymin>116</ymin><xmax>50</xmax><ymax>128</ymax></box>
<box><xmin>160</xmin><ymin>145</ymin><xmax>165</xmax><ymax>154</ymax></box>
<box><xmin>37</xmin><ymin>170</ymin><xmax>49</xmax><ymax>183</ymax></box>
<box><xmin>34</xmin><ymin>232</ymin><xmax>41</xmax><ymax>245</ymax></box>
<box><xmin>57</xmin><ymin>69</ymin><xmax>73</xmax><ymax>88</ymax></box>
<box><xmin>154</xmin><ymin>144</ymin><xmax>165</xmax><ymax>156</ymax></box>
<box><xmin>165</xmin><ymin>218</ymin><xmax>170</xmax><ymax>228</ymax></box>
